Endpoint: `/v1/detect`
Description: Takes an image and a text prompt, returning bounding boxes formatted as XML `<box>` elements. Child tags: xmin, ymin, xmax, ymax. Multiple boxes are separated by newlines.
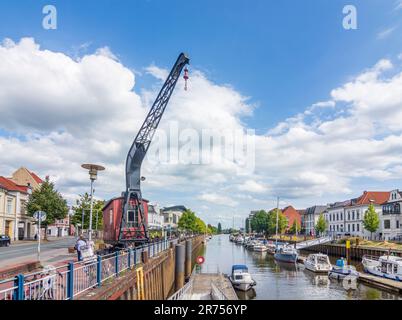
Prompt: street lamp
<box><xmin>81</xmin><ymin>164</ymin><xmax>105</xmax><ymax>241</ymax></box>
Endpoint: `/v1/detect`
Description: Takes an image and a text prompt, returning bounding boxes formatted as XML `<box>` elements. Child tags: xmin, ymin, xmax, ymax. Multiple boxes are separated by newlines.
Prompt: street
<box><xmin>0</xmin><ymin>237</ymin><xmax>76</xmax><ymax>270</ymax></box>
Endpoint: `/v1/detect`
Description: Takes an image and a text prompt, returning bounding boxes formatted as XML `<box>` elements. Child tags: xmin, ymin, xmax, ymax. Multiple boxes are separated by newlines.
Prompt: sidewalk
<box><xmin>10</xmin><ymin>236</ymin><xmax>75</xmax><ymax>246</ymax></box>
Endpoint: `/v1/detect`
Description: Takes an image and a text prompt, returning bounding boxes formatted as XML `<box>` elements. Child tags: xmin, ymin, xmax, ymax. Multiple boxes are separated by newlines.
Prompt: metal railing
<box><xmin>167</xmin><ymin>274</ymin><xmax>195</xmax><ymax>300</ymax></box>
<box><xmin>3</xmin><ymin>237</ymin><xmax>182</xmax><ymax>300</ymax></box>
<box><xmin>210</xmin><ymin>281</ymin><xmax>228</xmax><ymax>300</ymax></box>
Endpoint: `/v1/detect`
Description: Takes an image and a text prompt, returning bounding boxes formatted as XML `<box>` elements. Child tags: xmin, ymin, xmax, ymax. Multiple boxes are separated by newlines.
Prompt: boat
<box><xmin>362</xmin><ymin>255</ymin><xmax>402</xmax><ymax>282</ymax></box>
<box><xmin>274</xmin><ymin>246</ymin><xmax>298</xmax><ymax>263</ymax></box>
<box><xmin>304</xmin><ymin>253</ymin><xmax>332</xmax><ymax>273</ymax></box>
<box><xmin>253</xmin><ymin>243</ymin><xmax>268</xmax><ymax>252</ymax></box>
<box><xmin>265</xmin><ymin>243</ymin><xmax>276</xmax><ymax>254</ymax></box>
<box><xmin>328</xmin><ymin>258</ymin><xmax>359</xmax><ymax>280</ymax></box>
<box><xmin>235</xmin><ymin>235</ymin><xmax>245</xmax><ymax>245</ymax></box>
<box><xmin>229</xmin><ymin>265</ymin><xmax>256</xmax><ymax>292</ymax></box>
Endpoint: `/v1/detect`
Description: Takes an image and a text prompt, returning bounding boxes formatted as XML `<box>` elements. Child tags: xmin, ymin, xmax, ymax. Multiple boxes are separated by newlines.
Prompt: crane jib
<box><xmin>118</xmin><ymin>53</ymin><xmax>190</xmax><ymax>245</ymax></box>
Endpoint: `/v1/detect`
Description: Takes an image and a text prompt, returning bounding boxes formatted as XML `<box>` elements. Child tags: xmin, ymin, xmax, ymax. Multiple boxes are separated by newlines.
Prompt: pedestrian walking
<box><xmin>75</xmin><ymin>235</ymin><xmax>87</xmax><ymax>262</ymax></box>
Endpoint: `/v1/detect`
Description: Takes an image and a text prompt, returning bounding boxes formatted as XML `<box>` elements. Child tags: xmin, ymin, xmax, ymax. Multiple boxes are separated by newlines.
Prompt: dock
<box><xmin>298</xmin><ymin>254</ymin><xmax>402</xmax><ymax>294</ymax></box>
<box><xmin>190</xmin><ymin>273</ymin><xmax>238</xmax><ymax>300</ymax></box>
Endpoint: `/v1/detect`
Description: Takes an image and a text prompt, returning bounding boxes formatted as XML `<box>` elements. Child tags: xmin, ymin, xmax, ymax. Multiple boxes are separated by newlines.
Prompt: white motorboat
<box><xmin>304</xmin><ymin>253</ymin><xmax>332</xmax><ymax>273</ymax></box>
<box><xmin>265</xmin><ymin>243</ymin><xmax>277</xmax><ymax>254</ymax></box>
<box><xmin>328</xmin><ymin>258</ymin><xmax>359</xmax><ymax>280</ymax></box>
<box><xmin>229</xmin><ymin>265</ymin><xmax>256</xmax><ymax>292</ymax></box>
<box><xmin>253</xmin><ymin>243</ymin><xmax>268</xmax><ymax>252</ymax></box>
<box><xmin>362</xmin><ymin>255</ymin><xmax>402</xmax><ymax>282</ymax></box>
<box><xmin>235</xmin><ymin>235</ymin><xmax>245</xmax><ymax>245</ymax></box>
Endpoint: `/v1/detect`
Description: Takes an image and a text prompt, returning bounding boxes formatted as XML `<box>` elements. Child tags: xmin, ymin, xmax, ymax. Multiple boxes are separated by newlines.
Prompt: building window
<box><xmin>357</xmin><ymin>211</ymin><xmax>360</xmax><ymax>220</ymax></box>
<box><xmin>336</xmin><ymin>213</ymin><xmax>339</xmax><ymax>221</ymax></box>
<box><xmin>352</xmin><ymin>224</ymin><xmax>355</xmax><ymax>232</ymax></box>
<box><xmin>357</xmin><ymin>224</ymin><xmax>360</xmax><ymax>232</ymax></box>
<box><xmin>396</xmin><ymin>221</ymin><xmax>400</xmax><ymax>229</ymax></box>
<box><xmin>348</xmin><ymin>212</ymin><xmax>350</xmax><ymax>220</ymax></box>
<box><xmin>109</xmin><ymin>209</ymin><xmax>113</xmax><ymax>225</ymax></box>
<box><xmin>341</xmin><ymin>213</ymin><xmax>343</xmax><ymax>220</ymax></box>
<box><xmin>384</xmin><ymin>220</ymin><xmax>391</xmax><ymax>229</ymax></box>
<box><xmin>348</xmin><ymin>224</ymin><xmax>350</xmax><ymax>232</ymax></box>
<box><xmin>352</xmin><ymin>211</ymin><xmax>355</xmax><ymax>220</ymax></box>
<box><xmin>7</xmin><ymin>198</ymin><xmax>12</xmax><ymax>214</ymax></box>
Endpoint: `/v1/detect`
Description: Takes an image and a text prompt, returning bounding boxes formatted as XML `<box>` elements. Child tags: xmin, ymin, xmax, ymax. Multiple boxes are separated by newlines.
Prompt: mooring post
<box><xmin>175</xmin><ymin>244</ymin><xmax>185</xmax><ymax>291</ymax></box>
<box><xmin>185</xmin><ymin>239</ymin><xmax>192</xmax><ymax>279</ymax></box>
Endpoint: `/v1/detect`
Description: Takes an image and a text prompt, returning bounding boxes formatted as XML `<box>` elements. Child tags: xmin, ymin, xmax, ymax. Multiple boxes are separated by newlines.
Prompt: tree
<box><xmin>251</xmin><ymin>210</ymin><xmax>269</xmax><ymax>234</ymax></box>
<box><xmin>315</xmin><ymin>213</ymin><xmax>327</xmax><ymax>236</ymax></box>
<box><xmin>27</xmin><ymin>177</ymin><xmax>69</xmax><ymax>239</ymax></box>
<box><xmin>195</xmin><ymin>217</ymin><xmax>207</xmax><ymax>234</ymax></box>
<box><xmin>267</xmin><ymin>209</ymin><xmax>288</xmax><ymax>236</ymax></box>
<box><xmin>217</xmin><ymin>222</ymin><xmax>222</xmax><ymax>234</ymax></box>
<box><xmin>178</xmin><ymin>209</ymin><xmax>197</xmax><ymax>233</ymax></box>
<box><xmin>290</xmin><ymin>220</ymin><xmax>301</xmax><ymax>235</ymax></box>
<box><xmin>71</xmin><ymin>193</ymin><xmax>105</xmax><ymax>231</ymax></box>
<box><xmin>363</xmin><ymin>203</ymin><xmax>380</xmax><ymax>240</ymax></box>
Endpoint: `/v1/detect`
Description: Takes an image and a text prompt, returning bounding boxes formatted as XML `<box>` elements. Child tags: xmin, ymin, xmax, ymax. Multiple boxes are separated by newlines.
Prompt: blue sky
<box><xmin>0</xmin><ymin>1</ymin><xmax>402</xmax><ymax>228</ymax></box>
<box><xmin>1</xmin><ymin>0</ymin><xmax>401</xmax><ymax>130</ymax></box>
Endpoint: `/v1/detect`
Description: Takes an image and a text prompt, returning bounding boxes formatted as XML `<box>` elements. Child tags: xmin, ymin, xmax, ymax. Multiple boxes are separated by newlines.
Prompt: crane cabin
<box><xmin>102</xmin><ymin>196</ymin><xmax>149</xmax><ymax>246</ymax></box>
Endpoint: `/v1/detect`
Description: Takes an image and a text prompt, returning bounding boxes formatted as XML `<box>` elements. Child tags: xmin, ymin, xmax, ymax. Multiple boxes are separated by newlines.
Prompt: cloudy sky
<box><xmin>0</xmin><ymin>1</ymin><xmax>402</xmax><ymax>228</ymax></box>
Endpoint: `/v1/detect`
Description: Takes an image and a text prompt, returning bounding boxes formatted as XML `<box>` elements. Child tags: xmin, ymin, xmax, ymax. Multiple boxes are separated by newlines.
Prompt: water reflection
<box><xmin>202</xmin><ymin>235</ymin><xmax>402</xmax><ymax>300</ymax></box>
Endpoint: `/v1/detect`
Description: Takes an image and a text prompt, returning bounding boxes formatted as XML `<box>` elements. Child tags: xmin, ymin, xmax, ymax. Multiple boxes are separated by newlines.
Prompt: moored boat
<box><xmin>328</xmin><ymin>258</ymin><xmax>359</xmax><ymax>280</ymax></box>
<box><xmin>253</xmin><ymin>243</ymin><xmax>268</xmax><ymax>252</ymax></box>
<box><xmin>229</xmin><ymin>265</ymin><xmax>256</xmax><ymax>292</ymax></box>
<box><xmin>362</xmin><ymin>255</ymin><xmax>402</xmax><ymax>282</ymax></box>
<box><xmin>274</xmin><ymin>246</ymin><xmax>298</xmax><ymax>263</ymax></box>
<box><xmin>304</xmin><ymin>253</ymin><xmax>332</xmax><ymax>273</ymax></box>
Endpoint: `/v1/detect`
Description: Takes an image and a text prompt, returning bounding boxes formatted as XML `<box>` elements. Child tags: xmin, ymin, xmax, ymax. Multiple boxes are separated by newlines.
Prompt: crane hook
<box><xmin>183</xmin><ymin>67</ymin><xmax>189</xmax><ymax>91</ymax></box>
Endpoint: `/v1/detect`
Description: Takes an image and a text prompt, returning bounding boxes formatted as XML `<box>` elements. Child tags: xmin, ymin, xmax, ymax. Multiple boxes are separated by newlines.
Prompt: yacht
<box><xmin>304</xmin><ymin>253</ymin><xmax>332</xmax><ymax>273</ymax></box>
<box><xmin>362</xmin><ymin>255</ymin><xmax>402</xmax><ymax>282</ymax></box>
<box><xmin>253</xmin><ymin>243</ymin><xmax>268</xmax><ymax>252</ymax></box>
<box><xmin>235</xmin><ymin>235</ymin><xmax>245</xmax><ymax>245</ymax></box>
<box><xmin>328</xmin><ymin>258</ymin><xmax>359</xmax><ymax>280</ymax></box>
<box><xmin>274</xmin><ymin>245</ymin><xmax>298</xmax><ymax>263</ymax></box>
<box><xmin>229</xmin><ymin>265</ymin><xmax>257</xmax><ymax>292</ymax></box>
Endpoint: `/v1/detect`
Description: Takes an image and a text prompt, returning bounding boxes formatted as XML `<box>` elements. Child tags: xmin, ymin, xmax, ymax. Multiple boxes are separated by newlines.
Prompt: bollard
<box><xmin>67</xmin><ymin>262</ymin><xmax>74</xmax><ymax>300</ymax></box>
<box><xmin>97</xmin><ymin>256</ymin><xmax>102</xmax><ymax>287</ymax></box>
<box><xmin>175</xmin><ymin>244</ymin><xmax>185</xmax><ymax>291</ymax></box>
<box><xmin>185</xmin><ymin>239</ymin><xmax>192</xmax><ymax>279</ymax></box>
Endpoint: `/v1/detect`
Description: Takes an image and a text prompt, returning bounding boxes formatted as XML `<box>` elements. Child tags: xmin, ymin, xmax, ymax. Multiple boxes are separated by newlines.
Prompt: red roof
<box><xmin>282</xmin><ymin>206</ymin><xmax>301</xmax><ymax>229</ymax></box>
<box><xmin>28</xmin><ymin>170</ymin><xmax>43</xmax><ymax>184</ymax></box>
<box><xmin>0</xmin><ymin>176</ymin><xmax>28</xmax><ymax>193</ymax></box>
<box><xmin>353</xmin><ymin>191</ymin><xmax>390</xmax><ymax>206</ymax></box>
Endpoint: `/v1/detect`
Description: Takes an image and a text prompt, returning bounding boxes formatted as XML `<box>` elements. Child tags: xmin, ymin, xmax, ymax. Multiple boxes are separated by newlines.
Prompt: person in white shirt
<box><xmin>75</xmin><ymin>235</ymin><xmax>87</xmax><ymax>261</ymax></box>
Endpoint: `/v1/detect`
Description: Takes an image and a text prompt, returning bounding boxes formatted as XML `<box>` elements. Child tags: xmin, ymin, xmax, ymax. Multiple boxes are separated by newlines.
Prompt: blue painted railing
<box><xmin>0</xmin><ymin>238</ymin><xmax>178</xmax><ymax>300</ymax></box>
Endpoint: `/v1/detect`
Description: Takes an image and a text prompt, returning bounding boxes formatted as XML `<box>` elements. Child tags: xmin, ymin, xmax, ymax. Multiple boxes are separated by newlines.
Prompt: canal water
<box><xmin>199</xmin><ymin>234</ymin><xmax>401</xmax><ymax>300</ymax></box>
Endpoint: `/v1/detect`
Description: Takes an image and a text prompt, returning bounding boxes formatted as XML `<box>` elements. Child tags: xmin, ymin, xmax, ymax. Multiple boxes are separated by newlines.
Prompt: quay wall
<box><xmin>77</xmin><ymin>235</ymin><xmax>205</xmax><ymax>300</ymax></box>
<box><xmin>302</xmin><ymin>243</ymin><xmax>402</xmax><ymax>261</ymax></box>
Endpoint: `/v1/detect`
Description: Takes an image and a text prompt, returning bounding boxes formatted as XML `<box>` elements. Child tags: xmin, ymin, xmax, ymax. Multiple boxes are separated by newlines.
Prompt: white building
<box><xmin>381</xmin><ymin>190</ymin><xmax>402</xmax><ymax>241</ymax></box>
<box><xmin>148</xmin><ymin>203</ymin><xmax>164</xmax><ymax>230</ymax></box>
<box><xmin>303</xmin><ymin>205</ymin><xmax>327</xmax><ymax>236</ymax></box>
<box><xmin>162</xmin><ymin>205</ymin><xmax>187</xmax><ymax>230</ymax></box>
<box><xmin>326</xmin><ymin>200</ymin><xmax>349</xmax><ymax>237</ymax></box>
<box><xmin>326</xmin><ymin>191</ymin><xmax>391</xmax><ymax>239</ymax></box>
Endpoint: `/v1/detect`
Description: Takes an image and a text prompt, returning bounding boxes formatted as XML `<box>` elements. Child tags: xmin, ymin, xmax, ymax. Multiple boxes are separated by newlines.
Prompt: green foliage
<box><xmin>268</xmin><ymin>209</ymin><xmax>288</xmax><ymax>235</ymax></box>
<box><xmin>250</xmin><ymin>209</ymin><xmax>288</xmax><ymax>235</ymax></box>
<box><xmin>71</xmin><ymin>193</ymin><xmax>105</xmax><ymax>230</ymax></box>
<box><xmin>178</xmin><ymin>209</ymin><xmax>210</xmax><ymax>234</ymax></box>
<box><xmin>217</xmin><ymin>222</ymin><xmax>222</xmax><ymax>234</ymax></box>
<box><xmin>315</xmin><ymin>213</ymin><xmax>327</xmax><ymax>235</ymax></box>
<box><xmin>289</xmin><ymin>219</ymin><xmax>301</xmax><ymax>234</ymax></box>
<box><xmin>363</xmin><ymin>203</ymin><xmax>380</xmax><ymax>239</ymax></box>
<box><xmin>251</xmin><ymin>210</ymin><xmax>269</xmax><ymax>233</ymax></box>
<box><xmin>26</xmin><ymin>177</ymin><xmax>69</xmax><ymax>228</ymax></box>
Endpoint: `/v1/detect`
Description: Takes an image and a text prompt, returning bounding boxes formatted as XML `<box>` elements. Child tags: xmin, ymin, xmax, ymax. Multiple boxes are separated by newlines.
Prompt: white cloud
<box><xmin>377</xmin><ymin>27</ymin><xmax>396</xmax><ymax>39</ymax></box>
<box><xmin>395</xmin><ymin>0</ymin><xmax>402</xmax><ymax>10</ymax></box>
<box><xmin>197</xmin><ymin>193</ymin><xmax>238</xmax><ymax>207</ymax></box>
<box><xmin>1</xmin><ymin>37</ymin><xmax>402</xmax><ymax>226</ymax></box>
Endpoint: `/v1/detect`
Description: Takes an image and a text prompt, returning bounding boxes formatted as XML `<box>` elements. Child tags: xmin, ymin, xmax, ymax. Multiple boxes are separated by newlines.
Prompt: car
<box><xmin>0</xmin><ymin>235</ymin><xmax>11</xmax><ymax>247</ymax></box>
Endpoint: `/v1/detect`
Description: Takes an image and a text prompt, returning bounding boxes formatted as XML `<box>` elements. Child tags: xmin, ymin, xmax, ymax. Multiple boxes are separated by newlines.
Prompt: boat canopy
<box><xmin>232</xmin><ymin>265</ymin><xmax>249</xmax><ymax>273</ymax></box>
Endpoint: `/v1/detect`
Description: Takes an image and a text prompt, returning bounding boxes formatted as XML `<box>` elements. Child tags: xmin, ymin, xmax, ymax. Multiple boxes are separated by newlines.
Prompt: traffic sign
<box><xmin>34</xmin><ymin>211</ymin><xmax>46</xmax><ymax>221</ymax></box>
<box><xmin>196</xmin><ymin>256</ymin><xmax>205</xmax><ymax>265</ymax></box>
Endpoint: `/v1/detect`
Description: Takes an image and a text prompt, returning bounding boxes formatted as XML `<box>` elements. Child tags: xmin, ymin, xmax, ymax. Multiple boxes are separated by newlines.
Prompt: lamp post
<box><xmin>81</xmin><ymin>164</ymin><xmax>105</xmax><ymax>241</ymax></box>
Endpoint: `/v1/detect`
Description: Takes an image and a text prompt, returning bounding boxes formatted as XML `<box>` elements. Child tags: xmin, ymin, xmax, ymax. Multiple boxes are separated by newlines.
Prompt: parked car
<box><xmin>0</xmin><ymin>235</ymin><xmax>11</xmax><ymax>247</ymax></box>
